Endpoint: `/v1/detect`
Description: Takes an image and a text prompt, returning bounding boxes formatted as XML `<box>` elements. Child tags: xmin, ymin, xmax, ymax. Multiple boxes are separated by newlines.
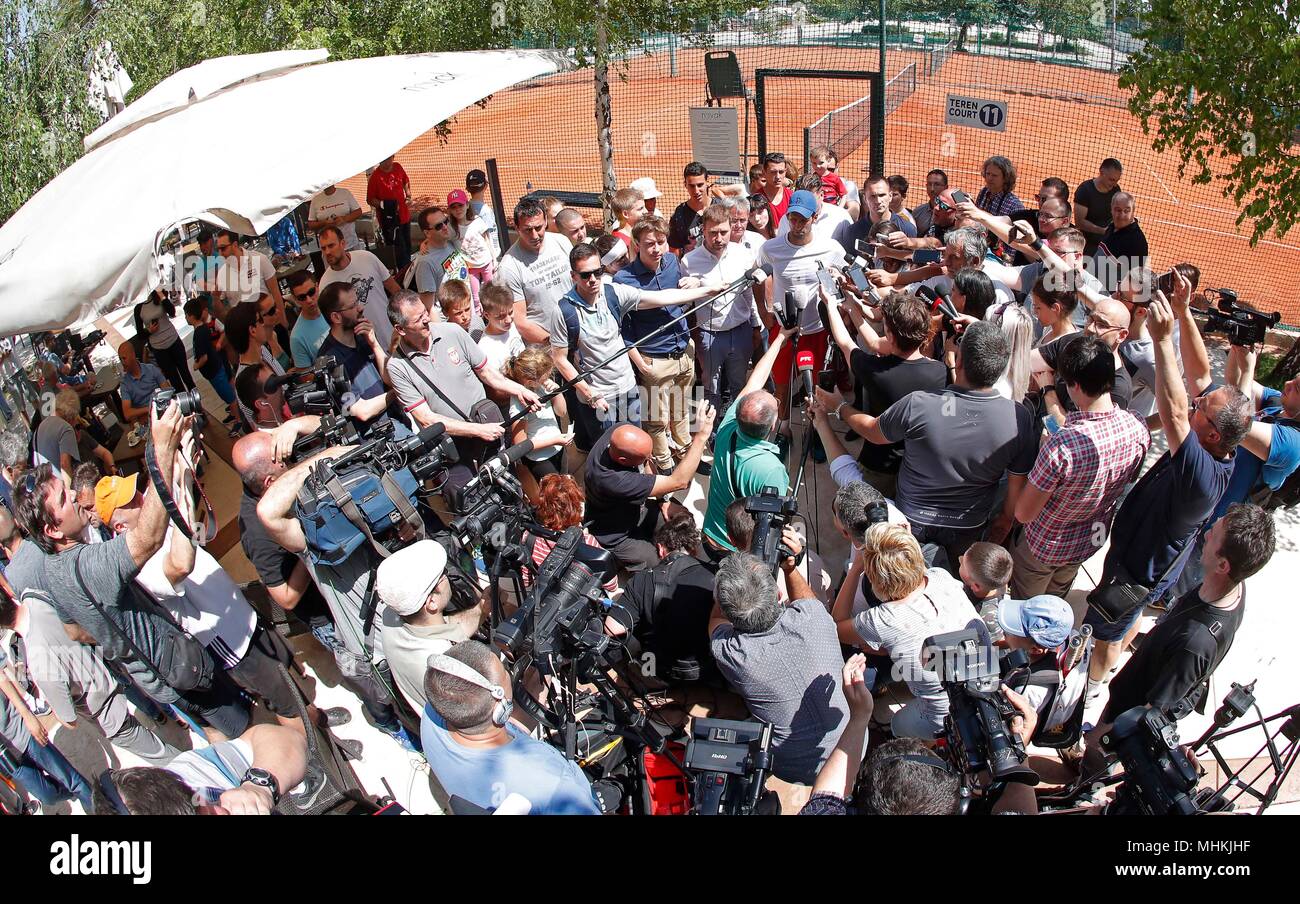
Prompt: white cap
<box><xmin>374</xmin><ymin>540</ymin><xmax>448</xmax><ymax>617</ymax></box>
<box><xmin>629</xmin><ymin>177</ymin><xmax>662</xmax><ymax>200</ymax></box>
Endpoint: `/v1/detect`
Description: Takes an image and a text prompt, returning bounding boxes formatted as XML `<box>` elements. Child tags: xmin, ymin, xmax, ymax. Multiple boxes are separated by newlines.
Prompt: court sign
<box><xmin>689</xmin><ymin>106</ymin><xmax>741</xmax><ymax>178</ymax></box>
<box><xmin>944</xmin><ymin>94</ymin><xmax>1007</xmax><ymax>132</ymax></box>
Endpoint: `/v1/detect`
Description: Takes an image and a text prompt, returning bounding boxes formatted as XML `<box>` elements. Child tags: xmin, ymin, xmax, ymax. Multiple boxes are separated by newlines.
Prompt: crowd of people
<box><xmin>0</xmin><ymin>144</ymin><xmax>1293</xmax><ymax>817</ymax></box>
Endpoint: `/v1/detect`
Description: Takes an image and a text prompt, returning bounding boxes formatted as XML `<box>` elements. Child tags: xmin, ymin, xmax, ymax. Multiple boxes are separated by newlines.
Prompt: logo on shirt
<box><xmin>350</xmin><ymin>275</ymin><xmax>375</xmax><ymax>309</ymax></box>
<box><xmin>447</xmin><ymin>347</ymin><xmax>464</xmax><ymax>367</ymax></box>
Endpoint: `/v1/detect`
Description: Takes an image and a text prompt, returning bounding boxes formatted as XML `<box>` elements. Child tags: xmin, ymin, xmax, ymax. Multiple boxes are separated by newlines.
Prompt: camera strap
<box><xmin>143</xmin><ymin>440</ymin><xmax>217</xmax><ymax>546</ymax></box>
<box><xmin>320</xmin><ymin>471</ymin><xmax>421</xmax><ymax>563</ymax></box>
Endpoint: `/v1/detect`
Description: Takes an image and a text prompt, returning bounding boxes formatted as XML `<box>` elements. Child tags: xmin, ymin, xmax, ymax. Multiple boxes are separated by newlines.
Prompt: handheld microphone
<box><xmin>748</xmin><ymin>264</ymin><xmax>772</xmax><ymax>285</ymax></box>
<box><xmin>796</xmin><ymin>350</ymin><xmax>815</xmax><ymax>406</ymax></box>
<box><xmin>782</xmin><ymin>290</ymin><xmax>799</xmax><ymax>329</ymax></box>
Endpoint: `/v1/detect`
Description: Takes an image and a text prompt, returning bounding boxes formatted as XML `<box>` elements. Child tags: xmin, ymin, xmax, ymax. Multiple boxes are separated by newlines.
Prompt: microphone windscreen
<box><xmin>796</xmin><ymin>350</ymin><xmax>816</xmax><ymax>372</ymax></box>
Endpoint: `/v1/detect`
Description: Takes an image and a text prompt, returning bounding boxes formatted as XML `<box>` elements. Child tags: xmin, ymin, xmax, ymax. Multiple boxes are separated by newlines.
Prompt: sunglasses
<box><xmin>427</xmin><ymin>220</ymin><xmax>450</xmax><ymax>230</ymax></box>
<box><xmin>576</xmin><ymin>267</ymin><xmax>605</xmax><ymax>280</ymax></box>
<box><xmin>292</xmin><ymin>287</ymin><xmax>317</xmax><ymax>301</ymax></box>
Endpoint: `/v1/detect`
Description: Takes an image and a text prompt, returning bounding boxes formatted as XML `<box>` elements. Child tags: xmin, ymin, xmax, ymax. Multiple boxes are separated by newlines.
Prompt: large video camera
<box><xmin>284</xmin><ymin>354</ymin><xmax>352</xmax><ymax>416</ymax></box>
<box><xmin>924</xmin><ymin>627</ymin><xmax>1039</xmax><ymax>790</ymax></box>
<box><xmin>492</xmin><ymin>526</ymin><xmax>619</xmax><ymax>671</ymax></box>
<box><xmin>744</xmin><ymin>488</ymin><xmax>802</xmax><ymax>574</ymax></box>
<box><xmin>294</xmin><ymin>422</ymin><xmax>459</xmax><ymax>564</ymax></box>
<box><xmin>1101</xmin><ymin>706</ymin><xmax>1202</xmax><ymax>816</ymax></box>
<box><xmin>684</xmin><ymin>718</ymin><xmax>780</xmax><ymax>816</ymax></box>
<box><xmin>1198</xmin><ymin>288</ymin><xmax>1281</xmax><ymax>347</ymax></box>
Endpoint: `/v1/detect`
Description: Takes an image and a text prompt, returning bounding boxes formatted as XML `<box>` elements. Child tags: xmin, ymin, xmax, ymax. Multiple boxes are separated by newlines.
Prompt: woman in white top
<box><xmin>134</xmin><ymin>289</ymin><xmax>196</xmax><ymax>392</ymax></box>
<box><xmin>447</xmin><ymin>189</ymin><xmax>495</xmax><ymax>284</ymax></box>
<box><xmin>833</xmin><ymin>524</ymin><xmax>977</xmax><ymax>740</ymax></box>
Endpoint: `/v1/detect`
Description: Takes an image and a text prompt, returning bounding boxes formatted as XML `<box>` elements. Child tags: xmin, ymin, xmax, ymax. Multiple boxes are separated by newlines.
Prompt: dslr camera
<box><xmin>924</xmin><ymin>627</ymin><xmax>1039</xmax><ymax>788</ymax></box>
<box><xmin>153</xmin><ymin>387</ymin><xmax>205</xmax><ymax>427</ymax></box>
<box><xmin>1199</xmin><ymin>288</ymin><xmax>1280</xmax><ymax>347</ymax></box>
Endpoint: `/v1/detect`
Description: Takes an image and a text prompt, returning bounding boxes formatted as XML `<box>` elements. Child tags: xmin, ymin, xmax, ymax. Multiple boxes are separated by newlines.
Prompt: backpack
<box><xmin>294</xmin><ymin>462</ymin><xmax>422</xmax><ymax>567</ymax></box>
<box><xmin>556</xmin><ymin>285</ymin><xmax>624</xmax><ymax>363</ymax></box>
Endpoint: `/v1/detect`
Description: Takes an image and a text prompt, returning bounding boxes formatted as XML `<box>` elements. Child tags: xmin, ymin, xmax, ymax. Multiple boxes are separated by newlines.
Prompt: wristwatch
<box><xmin>1029</xmin><ymin>238</ymin><xmax>1044</xmax><ymax>251</ymax></box>
<box><xmin>241</xmin><ymin>767</ymin><xmax>281</xmax><ymax>804</ymax></box>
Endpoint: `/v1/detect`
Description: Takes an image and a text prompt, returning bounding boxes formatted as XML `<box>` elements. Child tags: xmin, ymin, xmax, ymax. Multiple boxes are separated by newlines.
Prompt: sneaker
<box><xmin>318</xmin><ymin>707</ymin><xmax>352</xmax><ymax>728</ymax></box>
<box><xmin>290</xmin><ymin>765</ymin><xmax>330</xmax><ymax>810</ymax></box>
<box><xmin>334</xmin><ymin>737</ymin><xmax>365</xmax><ymax>761</ymax></box>
<box><xmin>381</xmin><ymin>724</ymin><xmax>421</xmax><ymax>754</ymax></box>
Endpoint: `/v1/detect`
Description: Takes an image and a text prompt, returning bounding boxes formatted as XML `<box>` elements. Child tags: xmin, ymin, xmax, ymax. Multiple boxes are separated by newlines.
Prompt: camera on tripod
<box><xmin>744</xmin><ymin>488</ymin><xmax>802</xmax><ymax>574</ymax></box>
<box><xmin>924</xmin><ymin>627</ymin><xmax>1039</xmax><ymax>789</ymax></box>
<box><xmin>1198</xmin><ymin>288</ymin><xmax>1280</xmax><ymax>347</ymax></box>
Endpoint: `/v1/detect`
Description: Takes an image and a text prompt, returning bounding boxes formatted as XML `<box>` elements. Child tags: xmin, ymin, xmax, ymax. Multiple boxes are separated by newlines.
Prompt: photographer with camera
<box><xmin>13</xmin><ymin>404</ymin><xmax>250</xmax><ymax>741</ymax></box>
<box><xmin>376</xmin><ymin>539</ymin><xmax>483</xmax><ymax>712</ymax></box>
<box><xmin>316</xmin><ymin>283</ymin><xmax>399</xmax><ymax>432</ymax></box>
<box><xmin>701</xmin><ymin>322</ymin><xmax>799</xmax><ymax>559</ymax></box>
<box><xmin>1083</xmin><ymin>292</ymin><xmax>1252</xmax><ymax>698</ymax></box>
<box><xmin>256</xmin><ymin>443</ymin><xmax>415</xmax><ymax>750</ymax></box>
<box><xmin>834</xmin><ymin>523</ymin><xmax>974</xmax><ymax>740</ymax></box>
<box><xmin>994</xmin><ymin>594</ymin><xmax>1075</xmax><ymax>722</ymax></box>
<box><xmin>420</xmin><ymin>640</ymin><xmax>602</xmax><ymax>814</ymax></box>
<box><xmin>1083</xmin><ymin>503</ymin><xmax>1275</xmax><ymax>776</ymax></box>
<box><xmin>708</xmin><ymin>544</ymin><xmax>850</xmax><ymax>785</ymax></box>
<box><xmin>619</xmin><ymin>512</ymin><xmax>719</xmax><ymax>685</ymax></box>
<box><xmin>584</xmin><ymin>407</ymin><xmax>715</xmax><ymax>573</ymax></box>
<box><xmin>387</xmin><ymin>290</ymin><xmax>540</xmax><ymax>503</ymax></box>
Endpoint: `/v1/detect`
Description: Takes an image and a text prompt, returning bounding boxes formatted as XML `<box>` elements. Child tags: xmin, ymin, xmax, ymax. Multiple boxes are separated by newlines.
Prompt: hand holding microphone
<box><xmin>795</xmin><ymin>349</ymin><xmax>816</xmax><ymax>408</ymax></box>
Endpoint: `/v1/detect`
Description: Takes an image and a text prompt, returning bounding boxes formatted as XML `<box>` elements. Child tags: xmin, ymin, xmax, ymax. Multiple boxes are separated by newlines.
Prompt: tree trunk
<box><xmin>595</xmin><ymin>4</ymin><xmax>617</xmax><ymax>231</ymax></box>
<box><xmin>957</xmin><ymin>23</ymin><xmax>970</xmax><ymax>52</ymax></box>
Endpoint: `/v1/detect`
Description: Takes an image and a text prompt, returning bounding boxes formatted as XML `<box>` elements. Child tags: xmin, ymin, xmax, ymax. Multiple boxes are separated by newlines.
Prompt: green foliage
<box><xmin>1120</xmin><ymin>1</ymin><xmax>1300</xmax><ymax>244</ymax></box>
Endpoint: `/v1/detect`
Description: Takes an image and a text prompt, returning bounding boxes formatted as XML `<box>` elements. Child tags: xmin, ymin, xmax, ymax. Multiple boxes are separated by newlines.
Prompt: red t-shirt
<box><xmin>767</xmin><ymin>185</ymin><xmax>790</xmax><ymax>224</ymax></box>
<box><xmin>367</xmin><ymin>163</ymin><xmax>411</xmax><ymax>224</ymax></box>
<box><xmin>820</xmin><ymin>173</ymin><xmax>848</xmax><ymax>206</ymax></box>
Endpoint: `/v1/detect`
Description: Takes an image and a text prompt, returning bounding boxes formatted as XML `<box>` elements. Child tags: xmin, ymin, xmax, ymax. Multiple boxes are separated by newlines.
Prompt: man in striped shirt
<box><xmin>1009</xmin><ymin>334</ymin><xmax>1150</xmax><ymax>598</ymax></box>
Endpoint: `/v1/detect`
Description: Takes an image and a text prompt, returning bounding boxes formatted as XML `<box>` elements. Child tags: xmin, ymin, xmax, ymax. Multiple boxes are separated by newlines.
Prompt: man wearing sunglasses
<box><xmin>552</xmin><ymin>244</ymin><xmax>721</xmax><ymax>454</ymax></box>
<box><xmin>411</xmin><ymin>207</ymin><xmax>459</xmax><ymax>302</ymax></box>
<box><xmin>286</xmin><ymin>272</ymin><xmax>328</xmax><ymax>369</ymax></box>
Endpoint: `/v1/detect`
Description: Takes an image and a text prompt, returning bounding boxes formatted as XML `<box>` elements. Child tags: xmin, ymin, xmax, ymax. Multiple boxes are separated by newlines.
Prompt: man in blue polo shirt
<box><xmin>117</xmin><ymin>341</ymin><xmax>170</xmax><ymax>424</ymax></box>
<box><xmin>614</xmin><ymin>215</ymin><xmax>696</xmax><ymax>474</ymax></box>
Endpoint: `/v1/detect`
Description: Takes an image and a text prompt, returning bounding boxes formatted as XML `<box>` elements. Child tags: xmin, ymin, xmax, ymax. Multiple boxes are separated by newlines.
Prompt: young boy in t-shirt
<box><xmin>437</xmin><ymin>279</ymin><xmax>481</xmax><ymax>341</ymax></box>
<box><xmin>809</xmin><ymin>145</ymin><xmax>848</xmax><ymax>207</ymax></box>
<box><xmin>475</xmin><ymin>282</ymin><xmax>524</xmax><ymax>373</ymax></box>
<box><xmin>610</xmin><ymin>188</ymin><xmax>646</xmax><ymax>249</ymax></box>
<box><xmin>184</xmin><ymin>296</ymin><xmax>242</xmax><ymax>434</ymax></box>
<box><xmin>957</xmin><ymin>542</ymin><xmax>1015</xmax><ymax>641</ymax></box>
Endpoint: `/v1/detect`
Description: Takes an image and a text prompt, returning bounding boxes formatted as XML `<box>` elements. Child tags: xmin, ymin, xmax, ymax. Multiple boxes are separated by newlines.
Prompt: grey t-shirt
<box><xmin>41</xmin><ymin>535</ymin><xmax>187</xmax><ymax>703</ymax></box>
<box><xmin>412</xmin><ymin>244</ymin><xmax>458</xmax><ymax>295</ymax></box>
<box><xmin>388</xmin><ymin>323</ymin><xmax>488</xmax><ymax>422</ymax></box>
<box><xmin>853</xmin><ymin>569</ymin><xmax>978</xmax><ymax>735</ymax></box>
<box><xmin>34</xmin><ymin>416</ymin><xmax>79</xmax><ymax>471</ymax></box>
<box><xmin>878</xmin><ymin>387</ymin><xmax>1039</xmax><ymax>530</ymax></box>
<box><xmin>1120</xmin><ymin>323</ymin><xmax>1182</xmax><ymax>418</ymax></box>
<box><xmin>498</xmin><ymin>233</ymin><xmax>574</xmax><ymax>337</ymax></box>
<box><xmin>304</xmin><ymin>552</ymin><xmax>388</xmax><ymax>661</ymax></box>
<box><xmin>549</xmin><ymin>283</ymin><xmax>644</xmax><ymax>400</ymax></box>
<box><xmin>710</xmin><ymin>598</ymin><xmax>850</xmax><ymax>785</ymax></box>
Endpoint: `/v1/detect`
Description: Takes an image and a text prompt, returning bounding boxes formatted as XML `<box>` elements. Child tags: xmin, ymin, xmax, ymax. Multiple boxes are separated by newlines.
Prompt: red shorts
<box><xmin>768</xmin><ymin>325</ymin><xmax>832</xmax><ymax>387</ymax></box>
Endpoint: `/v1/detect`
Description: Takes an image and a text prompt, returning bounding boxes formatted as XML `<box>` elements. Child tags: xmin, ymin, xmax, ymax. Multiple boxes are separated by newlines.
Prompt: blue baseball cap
<box><xmin>786</xmin><ymin>190</ymin><xmax>819</xmax><ymax>219</ymax></box>
<box><xmin>997</xmin><ymin>595</ymin><xmax>1073</xmax><ymax>650</ymax></box>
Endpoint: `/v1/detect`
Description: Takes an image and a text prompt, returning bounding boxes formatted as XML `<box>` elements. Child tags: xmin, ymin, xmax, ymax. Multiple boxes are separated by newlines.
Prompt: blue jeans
<box><xmin>12</xmin><ymin>739</ymin><xmax>93</xmax><ymax>810</ymax></box>
<box><xmin>699</xmin><ymin>324</ymin><xmax>753</xmax><ymax>438</ymax></box>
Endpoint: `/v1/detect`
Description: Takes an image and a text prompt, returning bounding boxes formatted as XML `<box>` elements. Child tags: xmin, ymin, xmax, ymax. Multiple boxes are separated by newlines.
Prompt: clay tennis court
<box><xmin>341</xmin><ymin>44</ymin><xmax>1300</xmax><ymax>324</ymax></box>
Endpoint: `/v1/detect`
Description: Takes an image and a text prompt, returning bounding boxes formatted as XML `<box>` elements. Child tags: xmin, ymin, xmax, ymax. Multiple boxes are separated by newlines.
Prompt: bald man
<box><xmin>584</xmin><ymin>404</ymin><xmax>716</xmax><ymax>572</ymax></box>
<box><xmin>118</xmin><ymin>340</ymin><xmax>171</xmax><ymax>424</ymax></box>
<box><xmin>1031</xmin><ymin>295</ymin><xmax>1134</xmax><ymax>419</ymax></box>
<box><xmin>233</xmin><ymin>418</ymin><xmax>326</xmax><ymax>616</ymax></box>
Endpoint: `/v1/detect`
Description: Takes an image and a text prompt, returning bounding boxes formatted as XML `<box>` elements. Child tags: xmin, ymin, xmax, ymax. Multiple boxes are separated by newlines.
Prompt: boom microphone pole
<box><xmin>504</xmin><ymin>265</ymin><xmax>772</xmax><ymax>429</ymax></box>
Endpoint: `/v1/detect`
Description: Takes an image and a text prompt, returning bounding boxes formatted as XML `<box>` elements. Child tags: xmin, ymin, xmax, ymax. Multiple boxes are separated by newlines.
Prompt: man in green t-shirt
<box><xmin>702</xmin><ymin>323</ymin><xmax>799</xmax><ymax>556</ymax></box>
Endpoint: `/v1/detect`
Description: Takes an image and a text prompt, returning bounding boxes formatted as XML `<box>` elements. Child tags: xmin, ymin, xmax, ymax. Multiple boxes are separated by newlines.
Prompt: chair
<box><xmin>704</xmin><ymin>50</ymin><xmax>753</xmax><ymax>170</ymax></box>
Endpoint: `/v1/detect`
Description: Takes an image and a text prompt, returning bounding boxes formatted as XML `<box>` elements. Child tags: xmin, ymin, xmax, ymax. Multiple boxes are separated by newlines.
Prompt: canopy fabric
<box><xmin>84</xmin><ymin>48</ymin><xmax>329</xmax><ymax>152</ymax></box>
<box><xmin>0</xmin><ymin>49</ymin><xmax>565</xmax><ymax>335</ymax></box>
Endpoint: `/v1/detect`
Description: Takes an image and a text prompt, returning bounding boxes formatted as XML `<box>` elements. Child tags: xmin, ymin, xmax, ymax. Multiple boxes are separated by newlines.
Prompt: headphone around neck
<box><xmin>426</xmin><ymin>654</ymin><xmax>513</xmax><ymax>728</ymax></box>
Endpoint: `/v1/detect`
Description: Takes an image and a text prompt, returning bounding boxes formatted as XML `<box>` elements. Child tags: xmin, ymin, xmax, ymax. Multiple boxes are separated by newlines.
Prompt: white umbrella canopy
<box><xmin>0</xmin><ymin>49</ymin><xmax>566</xmax><ymax>335</ymax></box>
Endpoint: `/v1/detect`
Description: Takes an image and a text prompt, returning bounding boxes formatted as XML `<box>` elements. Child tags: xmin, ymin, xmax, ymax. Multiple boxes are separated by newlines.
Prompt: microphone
<box><xmin>262</xmin><ymin>371</ymin><xmax>301</xmax><ymax>394</ymax></box>
<box><xmin>915</xmin><ymin>283</ymin><xmax>948</xmax><ymax>312</ymax></box>
<box><xmin>483</xmin><ymin>438</ymin><xmax>536</xmax><ymax>474</ymax></box>
<box><xmin>794</xmin><ymin>286</ymin><xmax>812</xmax><ymax>311</ymax></box>
<box><xmin>748</xmin><ymin>264</ymin><xmax>773</xmax><ymax>285</ymax></box>
<box><xmin>783</xmin><ymin>290</ymin><xmax>799</xmax><ymax>328</ymax></box>
<box><xmin>796</xmin><ymin>350</ymin><xmax>815</xmax><ymax>406</ymax></box>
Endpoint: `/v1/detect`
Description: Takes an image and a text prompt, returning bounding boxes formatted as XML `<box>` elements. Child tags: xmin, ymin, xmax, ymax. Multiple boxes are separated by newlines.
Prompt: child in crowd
<box><xmin>887</xmin><ymin>175</ymin><xmax>916</xmax><ymax>228</ymax></box>
<box><xmin>957</xmin><ymin>541</ymin><xmax>1015</xmax><ymax>641</ymax></box>
<box><xmin>437</xmin><ymin>279</ymin><xmax>481</xmax><ymax>341</ymax></box>
<box><xmin>446</xmin><ymin>189</ymin><xmax>495</xmax><ymax>285</ymax></box>
<box><xmin>476</xmin><ymin>282</ymin><xmax>524</xmax><ymax>374</ymax></box>
<box><xmin>184</xmin><ymin>295</ymin><xmax>241</xmax><ymax>433</ymax></box>
<box><xmin>506</xmin><ymin>345</ymin><xmax>570</xmax><ymax>489</ymax></box>
<box><xmin>809</xmin><ymin>145</ymin><xmax>848</xmax><ymax>207</ymax></box>
<box><xmin>611</xmin><ymin>188</ymin><xmax>646</xmax><ymax>250</ymax></box>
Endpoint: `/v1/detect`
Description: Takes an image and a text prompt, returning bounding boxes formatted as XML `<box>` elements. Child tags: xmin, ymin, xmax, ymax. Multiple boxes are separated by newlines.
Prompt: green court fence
<box><xmin>355</xmin><ymin>3</ymin><xmax>1298</xmax><ymax>327</ymax></box>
